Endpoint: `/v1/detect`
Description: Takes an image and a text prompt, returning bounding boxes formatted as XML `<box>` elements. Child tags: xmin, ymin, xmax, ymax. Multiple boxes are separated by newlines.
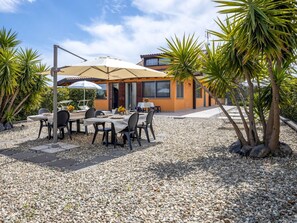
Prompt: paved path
<box><xmin>182</xmin><ymin>106</ymin><xmax>235</xmax><ymax>118</ymax></box>
<box><xmin>155</xmin><ymin>106</ymin><xmax>236</xmax><ymax>118</ymax></box>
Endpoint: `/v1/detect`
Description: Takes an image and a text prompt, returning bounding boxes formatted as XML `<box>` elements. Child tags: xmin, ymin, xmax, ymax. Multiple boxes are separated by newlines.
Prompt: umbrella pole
<box><xmin>84</xmin><ymin>89</ymin><xmax>86</xmax><ymax>106</ymax></box>
<box><xmin>52</xmin><ymin>45</ymin><xmax>58</xmax><ymax>143</ymax></box>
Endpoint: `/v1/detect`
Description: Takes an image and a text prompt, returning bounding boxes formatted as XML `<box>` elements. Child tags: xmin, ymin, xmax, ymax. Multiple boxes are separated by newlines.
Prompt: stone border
<box><xmin>280</xmin><ymin>116</ymin><xmax>297</xmax><ymax>132</ymax></box>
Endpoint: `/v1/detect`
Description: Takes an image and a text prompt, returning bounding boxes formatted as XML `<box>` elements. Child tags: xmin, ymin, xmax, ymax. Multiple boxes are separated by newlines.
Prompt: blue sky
<box><xmin>1</xmin><ymin>0</ymin><xmax>222</xmax><ymax>67</ymax></box>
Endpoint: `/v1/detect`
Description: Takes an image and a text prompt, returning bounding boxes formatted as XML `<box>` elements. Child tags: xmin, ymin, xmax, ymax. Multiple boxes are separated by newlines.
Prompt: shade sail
<box><xmin>43</xmin><ymin>56</ymin><xmax>167</xmax><ymax>80</ymax></box>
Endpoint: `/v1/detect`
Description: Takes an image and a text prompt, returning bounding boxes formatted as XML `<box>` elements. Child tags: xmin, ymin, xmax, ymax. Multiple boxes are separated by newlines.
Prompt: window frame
<box><xmin>196</xmin><ymin>86</ymin><xmax>202</xmax><ymax>98</ymax></box>
<box><xmin>142</xmin><ymin>80</ymin><xmax>170</xmax><ymax>98</ymax></box>
<box><xmin>176</xmin><ymin>81</ymin><xmax>184</xmax><ymax>98</ymax></box>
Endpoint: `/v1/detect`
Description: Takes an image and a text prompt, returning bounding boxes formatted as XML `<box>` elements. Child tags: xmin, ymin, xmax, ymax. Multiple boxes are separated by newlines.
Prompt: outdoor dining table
<box><xmin>137</xmin><ymin>102</ymin><xmax>155</xmax><ymax>112</ymax></box>
<box><xmin>27</xmin><ymin>110</ymin><xmax>86</xmax><ymax>136</ymax></box>
<box><xmin>84</xmin><ymin>113</ymin><xmax>147</xmax><ymax>145</ymax></box>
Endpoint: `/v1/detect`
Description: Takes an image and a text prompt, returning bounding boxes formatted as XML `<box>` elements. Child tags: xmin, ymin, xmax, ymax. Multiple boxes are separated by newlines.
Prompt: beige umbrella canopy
<box><xmin>49</xmin><ymin>56</ymin><xmax>167</xmax><ymax>80</ymax></box>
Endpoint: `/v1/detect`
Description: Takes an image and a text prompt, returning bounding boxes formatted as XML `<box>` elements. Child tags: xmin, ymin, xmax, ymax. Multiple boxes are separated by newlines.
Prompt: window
<box><xmin>156</xmin><ymin>81</ymin><xmax>170</xmax><ymax>97</ymax></box>
<box><xmin>145</xmin><ymin>58</ymin><xmax>158</xmax><ymax>66</ymax></box>
<box><xmin>159</xmin><ymin>58</ymin><xmax>170</xmax><ymax>65</ymax></box>
<box><xmin>145</xmin><ymin>57</ymin><xmax>170</xmax><ymax>66</ymax></box>
<box><xmin>176</xmin><ymin>82</ymin><xmax>184</xmax><ymax>98</ymax></box>
<box><xmin>196</xmin><ymin>86</ymin><xmax>202</xmax><ymax>98</ymax></box>
<box><xmin>143</xmin><ymin>81</ymin><xmax>170</xmax><ymax>98</ymax></box>
<box><xmin>143</xmin><ymin>82</ymin><xmax>155</xmax><ymax>97</ymax></box>
<box><xmin>95</xmin><ymin>84</ymin><xmax>107</xmax><ymax>99</ymax></box>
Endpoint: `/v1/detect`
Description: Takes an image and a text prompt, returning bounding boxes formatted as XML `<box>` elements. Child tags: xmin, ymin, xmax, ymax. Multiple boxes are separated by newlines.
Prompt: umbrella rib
<box><xmin>75</xmin><ymin>67</ymin><xmax>93</xmax><ymax>76</ymax></box>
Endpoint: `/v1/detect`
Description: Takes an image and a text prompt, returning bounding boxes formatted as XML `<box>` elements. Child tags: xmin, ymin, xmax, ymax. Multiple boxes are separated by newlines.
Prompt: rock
<box><xmin>239</xmin><ymin>145</ymin><xmax>252</xmax><ymax>156</ymax></box>
<box><xmin>249</xmin><ymin>144</ymin><xmax>270</xmax><ymax>158</ymax></box>
<box><xmin>279</xmin><ymin>142</ymin><xmax>293</xmax><ymax>157</ymax></box>
<box><xmin>0</xmin><ymin>123</ymin><xmax>5</xmax><ymax>131</ymax></box>
<box><xmin>4</xmin><ymin>122</ymin><xmax>13</xmax><ymax>130</ymax></box>
<box><xmin>229</xmin><ymin>140</ymin><xmax>241</xmax><ymax>154</ymax></box>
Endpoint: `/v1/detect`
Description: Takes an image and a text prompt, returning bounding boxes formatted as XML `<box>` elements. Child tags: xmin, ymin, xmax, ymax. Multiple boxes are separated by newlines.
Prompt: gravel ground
<box><xmin>1</xmin><ymin>116</ymin><xmax>297</xmax><ymax>222</ymax></box>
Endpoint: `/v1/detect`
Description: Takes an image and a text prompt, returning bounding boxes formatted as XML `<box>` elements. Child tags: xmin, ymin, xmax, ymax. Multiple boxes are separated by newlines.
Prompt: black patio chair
<box><xmin>48</xmin><ymin>110</ymin><xmax>72</xmax><ymax>140</ymax></box>
<box><xmin>37</xmin><ymin>108</ymin><xmax>50</xmax><ymax>138</ymax></box>
<box><xmin>118</xmin><ymin>112</ymin><xmax>141</xmax><ymax>150</ymax></box>
<box><xmin>84</xmin><ymin>107</ymin><xmax>96</xmax><ymax>135</ymax></box>
<box><xmin>68</xmin><ymin>107</ymin><xmax>95</xmax><ymax>134</ymax></box>
<box><xmin>137</xmin><ymin>110</ymin><xmax>156</xmax><ymax>143</ymax></box>
<box><xmin>92</xmin><ymin>110</ymin><xmax>113</xmax><ymax>146</ymax></box>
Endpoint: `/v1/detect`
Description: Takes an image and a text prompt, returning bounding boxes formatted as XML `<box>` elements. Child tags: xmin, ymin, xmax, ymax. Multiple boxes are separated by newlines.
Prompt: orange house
<box><xmin>92</xmin><ymin>53</ymin><xmax>217</xmax><ymax>112</ymax></box>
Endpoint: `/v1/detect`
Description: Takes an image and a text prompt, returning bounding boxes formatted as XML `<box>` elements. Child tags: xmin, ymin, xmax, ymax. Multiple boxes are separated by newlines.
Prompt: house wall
<box><xmin>174</xmin><ymin>79</ymin><xmax>193</xmax><ymax>111</ymax></box>
<box><xmin>93</xmin><ymin>77</ymin><xmax>218</xmax><ymax>112</ymax></box>
<box><xmin>94</xmin><ymin>98</ymin><xmax>109</xmax><ymax>111</ymax></box>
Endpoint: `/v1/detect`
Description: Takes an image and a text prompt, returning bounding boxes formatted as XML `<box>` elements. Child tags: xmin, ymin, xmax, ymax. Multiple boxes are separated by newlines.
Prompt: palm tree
<box><xmin>0</xmin><ymin>28</ymin><xmax>49</xmax><ymax>127</ymax></box>
<box><xmin>160</xmin><ymin>0</ymin><xmax>297</xmax><ymax>156</ymax></box>
<box><xmin>214</xmin><ymin>0</ymin><xmax>297</xmax><ymax>153</ymax></box>
<box><xmin>159</xmin><ymin>34</ymin><xmax>249</xmax><ymax>145</ymax></box>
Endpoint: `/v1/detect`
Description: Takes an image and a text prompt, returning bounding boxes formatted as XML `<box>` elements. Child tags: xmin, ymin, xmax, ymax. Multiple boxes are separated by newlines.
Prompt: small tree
<box><xmin>0</xmin><ymin>28</ymin><xmax>49</xmax><ymax>127</ymax></box>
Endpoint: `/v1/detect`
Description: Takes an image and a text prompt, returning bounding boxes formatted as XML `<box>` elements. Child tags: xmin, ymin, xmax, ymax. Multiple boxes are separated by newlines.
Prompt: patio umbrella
<box><xmin>45</xmin><ymin>54</ymin><xmax>167</xmax><ymax>144</ymax></box>
<box><xmin>49</xmin><ymin>56</ymin><xmax>167</xmax><ymax>80</ymax></box>
<box><xmin>68</xmin><ymin>80</ymin><xmax>102</xmax><ymax>106</ymax></box>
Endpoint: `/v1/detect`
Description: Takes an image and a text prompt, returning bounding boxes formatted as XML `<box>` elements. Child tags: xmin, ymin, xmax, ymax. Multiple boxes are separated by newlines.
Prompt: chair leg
<box><xmin>134</xmin><ymin>130</ymin><xmax>141</xmax><ymax>146</ymax></box>
<box><xmin>85</xmin><ymin>126</ymin><xmax>88</xmax><ymax>135</ymax></box>
<box><xmin>66</xmin><ymin>126</ymin><xmax>72</xmax><ymax>140</ymax></box>
<box><xmin>69</xmin><ymin>121</ymin><xmax>73</xmax><ymax>133</ymax></box>
<box><xmin>150</xmin><ymin>125</ymin><xmax>156</xmax><ymax>140</ymax></box>
<box><xmin>101</xmin><ymin>131</ymin><xmax>106</xmax><ymax>142</ymax></box>
<box><xmin>38</xmin><ymin>120</ymin><xmax>43</xmax><ymax>138</ymax></box>
<box><xmin>48</xmin><ymin>125</ymin><xmax>52</xmax><ymax>140</ymax></box>
<box><xmin>144</xmin><ymin>127</ymin><xmax>150</xmax><ymax>143</ymax></box>
<box><xmin>138</xmin><ymin>127</ymin><xmax>142</xmax><ymax>139</ymax></box>
<box><xmin>105</xmin><ymin>131</ymin><xmax>109</xmax><ymax>147</ymax></box>
<box><xmin>92</xmin><ymin>129</ymin><xmax>98</xmax><ymax>144</ymax></box>
<box><xmin>125</xmin><ymin>132</ymin><xmax>132</xmax><ymax>150</ymax></box>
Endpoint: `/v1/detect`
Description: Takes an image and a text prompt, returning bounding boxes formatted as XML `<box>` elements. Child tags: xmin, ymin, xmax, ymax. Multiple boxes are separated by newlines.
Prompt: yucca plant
<box><xmin>160</xmin><ymin>0</ymin><xmax>297</xmax><ymax>157</ymax></box>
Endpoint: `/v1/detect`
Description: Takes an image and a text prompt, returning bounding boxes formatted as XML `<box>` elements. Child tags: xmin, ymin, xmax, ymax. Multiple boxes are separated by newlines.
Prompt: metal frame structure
<box><xmin>51</xmin><ymin>45</ymin><xmax>87</xmax><ymax>143</ymax></box>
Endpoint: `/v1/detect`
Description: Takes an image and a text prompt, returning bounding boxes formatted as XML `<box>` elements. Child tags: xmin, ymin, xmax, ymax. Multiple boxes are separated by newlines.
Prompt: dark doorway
<box><xmin>112</xmin><ymin>83</ymin><xmax>119</xmax><ymax>109</ymax></box>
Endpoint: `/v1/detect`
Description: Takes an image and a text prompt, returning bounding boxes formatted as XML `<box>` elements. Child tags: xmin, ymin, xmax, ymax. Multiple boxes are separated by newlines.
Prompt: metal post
<box><xmin>50</xmin><ymin>44</ymin><xmax>86</xmax><ymax>144</ymax></box>
<box><xmin>53</xmin><ymin>45</ymin><xmax>58</xmax><ymax>143</ymax></box>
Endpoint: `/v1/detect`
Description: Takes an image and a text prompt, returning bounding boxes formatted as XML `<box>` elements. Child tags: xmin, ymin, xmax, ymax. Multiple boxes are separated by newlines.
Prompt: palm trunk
<box><xmin>0</xmin><ymin>88</ymin><xmax>4</xmax><ymax>110</ymax></box>
<box><xmin>5</xmin><ymin>88</ymin><xmax>19</xmax><ymax>117</ymax></box>
<box><xmin>245</xmin><ymin>72</ymin><xmax>260</xmax><ymax>146</ymax></box>
<box><xmin>12</xmin><ymin>94</ymin><xmax>31</xmax><ymax>117</ymax></box>
<box><xmin>195</xmin><ymin>78</ymin><xmax>248</xmax><ymax>145</ymax></box>
<box><xmin>0</xmin><ymin>95</ymin><xmax>11</xmax><ymax>122</ymax></box>
<box><xmin>238</xmin><ymin>87</ymin><xmax>249</xmax><ymax>117</ymax></box>
<box><xmin>266</xmin><ymin>59</ymin><xmax>280</xmax><ymax>152</ymax></box>
<box><xmin>256</xmin><ymin>77</ymin><xmax>266</xmax><ymax>142</ymax></box>
<box><xmin>230</xmin><ymin>90</ymin><xmax>250</xmax><ymax>142</ymax></box>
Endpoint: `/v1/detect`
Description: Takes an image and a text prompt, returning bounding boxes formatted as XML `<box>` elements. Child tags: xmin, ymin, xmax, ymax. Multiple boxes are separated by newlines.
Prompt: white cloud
<box><xmin>0</xmin><ymin>0</ymin><xmax>35</xmax><ymax>13</ymax></box>
<box><xmin>56</xmin><ymin>0</ymin><xmax>224</xmax><ymax>66</ymax></box>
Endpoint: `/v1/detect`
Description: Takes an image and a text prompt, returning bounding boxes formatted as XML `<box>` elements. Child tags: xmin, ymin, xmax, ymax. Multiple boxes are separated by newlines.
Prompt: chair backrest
<box><xmin>128</xmin><ymin>112</ymin><xmax>139</xmax><ymax>132</ymax></box>
<box><xmin>38</xmin><ymin>108</ymin><xmax>50</xmax><ymax>114</ymax></box>
<box><xmin>95</xmin><ymin>110</ymin><xmax>105</xmax><ymax>117</ymax></box>
<box><xmin>146</xmin><ymin>110</ymin><xmax>154</xmax><ymax>125</ymax></box>
<box><xmin>85</xmin><ymin>108</ymin><xmax>96</xmax><ymax>119</ymax></box>
<box><xmin>57</xmin><ymin>110</ymin><xmax>70</xmax><ymax>127</ymax></box>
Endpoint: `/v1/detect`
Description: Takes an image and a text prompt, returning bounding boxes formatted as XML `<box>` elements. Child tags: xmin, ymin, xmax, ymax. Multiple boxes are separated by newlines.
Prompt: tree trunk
<box><xmin>245</xmin><ymin>72</ymin><xmax>260</xmax><ymax>146</ymax></box>
<box><xmin>13</xmin><ymin>94</ymin><xmax>31</xmax><ymax>117</ymax></box>
<box><xmin>195</xmin><ymin>78</ymin><xmax>248</xmax><ymax>145</ymax></box>
<box><xmin>256</xmin><ymin>77</ymin><xmax>267</xmax><ymax>142</ymax></box>
<box><xmin>4</xmin><ymin>88</ymin><xmax>19</xmax><ymax>120</ymax></box>
<box><xmin>0</xmin><ymin>88</ymin><xmax>4</xmax><ymax>110</ymax></box>
<box><xmin>266</xmin><ymin>59</ymin><xmax>280</xmax><ymax>152</ymax></box>
<box><xmin>230</xmin><ymin>90</ymin><xmax>250</xmax><ymax>142</ymax></box>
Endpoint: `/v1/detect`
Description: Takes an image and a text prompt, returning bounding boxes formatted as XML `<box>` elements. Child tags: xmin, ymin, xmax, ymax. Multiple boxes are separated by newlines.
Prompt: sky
<box><xmin>0</xmin><ymin>0</ymin><xmax>224</xmax><ymax>67</ymax></box>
